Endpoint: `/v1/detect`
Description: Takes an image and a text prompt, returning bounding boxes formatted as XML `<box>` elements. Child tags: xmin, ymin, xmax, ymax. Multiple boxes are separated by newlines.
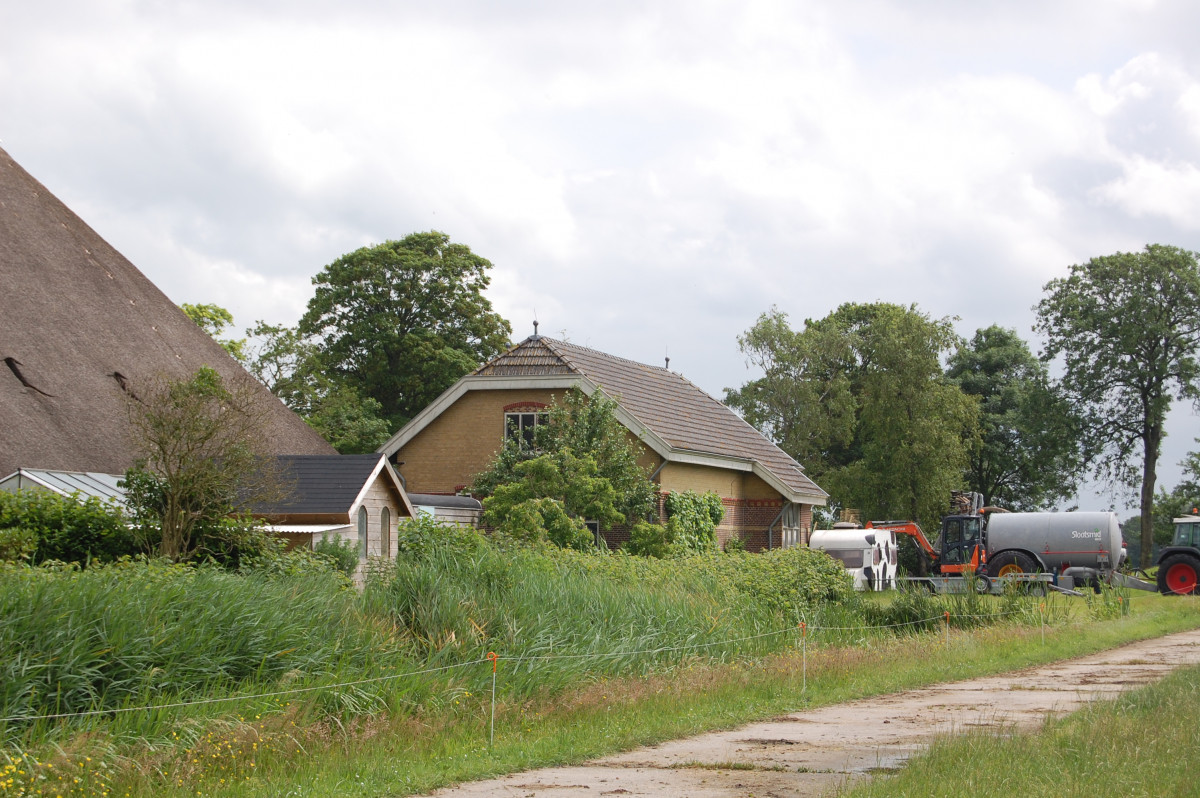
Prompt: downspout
<box><xmin>766</xmin><ymin>501</ymin><xmax>788</xmax><ymax>551</ymax></box>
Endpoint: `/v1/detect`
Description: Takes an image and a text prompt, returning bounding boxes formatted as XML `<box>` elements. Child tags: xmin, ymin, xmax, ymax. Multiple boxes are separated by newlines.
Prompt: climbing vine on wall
<box><xmin>664</xmin><ymin>490</ymin><xmax>725</xmax><ymax>553</ymax></box>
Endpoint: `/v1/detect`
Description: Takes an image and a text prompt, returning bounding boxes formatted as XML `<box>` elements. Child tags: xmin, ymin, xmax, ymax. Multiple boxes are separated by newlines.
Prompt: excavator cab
<box><xmin>938</xmin><ymin>515</ymin><xmax>984</xmax><ymax>574</ymax></box>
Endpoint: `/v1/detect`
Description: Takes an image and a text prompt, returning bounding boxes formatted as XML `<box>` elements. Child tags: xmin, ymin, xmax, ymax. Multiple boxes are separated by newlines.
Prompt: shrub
<box><xmin>624</xmin><ymin>520</ymin><xmax>673</xmax><ymax>558</ymax></box>
<box><xmin>192</xmin><ymin>514</ymin><xmax>284</xmax><ymax>570</ymax></box>
<box><xmin>0</xmin><ymin>490</ymin><xmax>138</xmax><ymax>565</ymax></box>
<box><xmin>664</xmin><ymin>490</ymin><xmax>724</xmax><ymax>553</ymax></box>
<box><xmin>395</xmin><ymin>514</ymin><xmax>488</xmax><ymax>561</ymax></box>
<box><xmin>314</xmin><ymin>533</ymin><xmax>360</xmax><ymax>576</ymax></box>
<box><xmin>0</xmin><ymin>527</ymin><xmax>36</xmax><ymax>563</ymax></box>
<box><xmin>699</xmin><ymin>546</ymin><xmax>856</xmax><ymax>618</ymax></box>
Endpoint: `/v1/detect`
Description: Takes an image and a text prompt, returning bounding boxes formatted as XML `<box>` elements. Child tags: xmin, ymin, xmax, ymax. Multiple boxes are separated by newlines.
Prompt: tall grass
<box><xmin>0</xmin><ymin>529</ymin><xmax>1064</xmax><ymax>796</ymax></box>
<box><xmin>362</xmin><ymin>544</ymin><xmax>788</xmax><ymax>696</ymax></box>
<box><xmin>0</xmin><ymin>561</ymin><xmax>401</xmax><ymax>745</ymax></box>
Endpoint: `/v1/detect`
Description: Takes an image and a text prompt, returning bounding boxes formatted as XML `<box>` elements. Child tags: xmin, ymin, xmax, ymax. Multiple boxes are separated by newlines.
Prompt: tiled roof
<box><xmin>472</xmin><ymin>336</ymin><xmax>575</xmax><ymax>376</ymax></box>
<box><xmin>474</xmin><ymin>336</ymin><xmax>826</xmax><ymax>499</ymax></box>
<box><xmin>253</xmin><ymin>454</ymin><xmax>387</xmax><ymax>516</ymax></box>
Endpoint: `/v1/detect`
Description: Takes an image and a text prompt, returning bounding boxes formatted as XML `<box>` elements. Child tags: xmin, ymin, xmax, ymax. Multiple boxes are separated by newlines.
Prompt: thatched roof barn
<box><xmin>0</xmin><ymin>146</ymin><xmax>334</xmax><ymax>475</ymax></box>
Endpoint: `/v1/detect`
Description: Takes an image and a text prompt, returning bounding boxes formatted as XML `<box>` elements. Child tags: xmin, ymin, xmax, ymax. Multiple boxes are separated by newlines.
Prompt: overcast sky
<box><xmin>5</xmin><ymin>0</ymin><xmax>1200</xmax><ymax>513</ymax></box>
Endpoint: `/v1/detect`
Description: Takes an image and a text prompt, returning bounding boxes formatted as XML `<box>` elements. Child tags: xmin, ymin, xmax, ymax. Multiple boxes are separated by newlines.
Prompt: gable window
<box><xmin>505</xmin><ymin>412</ymin><xmax>546</xmax><ymax>447</ymax></box>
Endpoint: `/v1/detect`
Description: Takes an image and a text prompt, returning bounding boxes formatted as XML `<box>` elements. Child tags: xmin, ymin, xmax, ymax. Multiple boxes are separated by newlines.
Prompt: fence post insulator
<box><xmin>487</xmin><ymin>652</ymin><xmax>498</xmax><ymax>673</ymax></box>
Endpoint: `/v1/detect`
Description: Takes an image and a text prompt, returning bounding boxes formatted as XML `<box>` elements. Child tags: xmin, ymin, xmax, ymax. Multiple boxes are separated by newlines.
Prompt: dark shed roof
<box><xmin>0</xmin><ymin>146</ymin><xmax>334</xmax><ymax>475</ymax></box>
<box><xmin>254</xmin><ymin>455</ymin><xmax>389</xmax><ymax>516</ymax></box>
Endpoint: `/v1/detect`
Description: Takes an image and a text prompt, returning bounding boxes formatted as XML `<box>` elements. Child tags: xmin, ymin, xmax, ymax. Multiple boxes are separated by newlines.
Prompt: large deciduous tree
<box><xmin>298</xmin><ymin>232</ymin><xmax>512</xmax><ymax>429</ymax></box>
<box><xmin>242</xmin><ymin>321</ymin><xmax>390</xmax><ymax>455</ymax></box>
<box><xmin>727</xmin><ymin>303</ymin><xmax>978</xmax><ymax>554</ymax></box>
<box><xmin>946</xmin><ymin>325</ymin><xmax>1082</xmax><ymax>510</ymax></box>
<box><xmin>1035</xmin><ymin>244</ymin><xmax>1200</xmax><ymax>568</ymax></box>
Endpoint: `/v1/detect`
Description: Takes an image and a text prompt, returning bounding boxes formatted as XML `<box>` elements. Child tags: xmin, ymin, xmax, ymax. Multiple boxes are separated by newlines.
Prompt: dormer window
<box><xmin>503</xmin><ymin>401</ymin><xmax>549</xmax><ymax>447</ymax></box>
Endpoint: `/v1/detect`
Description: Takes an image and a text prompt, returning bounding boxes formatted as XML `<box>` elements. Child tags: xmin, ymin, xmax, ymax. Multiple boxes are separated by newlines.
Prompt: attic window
<box><xmin>505</xmin><ymin>411</ymin><xmax>546</xmax><ymax>447</ymax></box>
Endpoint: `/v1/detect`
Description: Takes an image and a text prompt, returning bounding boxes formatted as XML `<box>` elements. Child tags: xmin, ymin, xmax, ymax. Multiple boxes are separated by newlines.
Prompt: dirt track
<box><xmin>419</xmin><ymin>627</ymin><xmax>1200</xmax><ymax>798</ymax></box>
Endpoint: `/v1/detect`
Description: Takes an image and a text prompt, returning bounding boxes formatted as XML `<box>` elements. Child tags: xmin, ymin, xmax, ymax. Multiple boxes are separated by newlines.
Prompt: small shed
<box><xmin>254</xmin><ymin>454</ymin><xmax>416</xmax><ymax>581</ymax></box>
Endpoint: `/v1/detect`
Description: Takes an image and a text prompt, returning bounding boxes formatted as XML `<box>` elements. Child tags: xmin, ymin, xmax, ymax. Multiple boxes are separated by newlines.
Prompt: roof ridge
<box><xmin>544</xmin><ymin>336</ymin><xmax>675</xmax><ymax>375</ymax></box>
<box><xmin>536</xmin><ymin>336</ymin><xmax>586</xmax><ymax>374</ymax></box>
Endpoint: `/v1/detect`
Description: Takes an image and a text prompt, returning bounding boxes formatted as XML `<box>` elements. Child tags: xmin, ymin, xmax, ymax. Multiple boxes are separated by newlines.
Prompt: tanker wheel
<box><xmin>987</xmin><ymin>551</ymin><xmax>1038</xmax><ymax>579</ymax></box>
<box><xmin>1157</xmin><ymin>554</ymin><xmax>1200</xmax><ymax>595</ymax></box>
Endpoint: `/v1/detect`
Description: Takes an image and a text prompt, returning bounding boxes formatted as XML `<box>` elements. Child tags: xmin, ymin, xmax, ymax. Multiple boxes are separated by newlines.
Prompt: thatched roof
<box><xmin>0</xmin><ymin>146</ymin><xmax>334</xmax><ymax>475</ymax></box>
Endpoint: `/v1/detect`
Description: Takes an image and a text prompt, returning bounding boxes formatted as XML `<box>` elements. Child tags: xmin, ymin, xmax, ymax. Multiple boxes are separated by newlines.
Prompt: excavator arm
<box><xmin>865</xmin><ymin>519</ymin><xmax>940</xmax><ymax>564</ymax></box>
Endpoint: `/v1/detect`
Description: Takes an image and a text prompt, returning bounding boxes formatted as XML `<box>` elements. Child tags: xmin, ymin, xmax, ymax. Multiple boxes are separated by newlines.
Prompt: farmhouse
<box><xmin>379</xmin><ymin>333</ymin><xmax>828</xmax><ymax>550</ymax></box>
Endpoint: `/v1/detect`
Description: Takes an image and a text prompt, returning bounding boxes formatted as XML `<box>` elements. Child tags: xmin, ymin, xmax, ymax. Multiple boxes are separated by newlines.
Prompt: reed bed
<box><xmin>0</xmin><ymin>528</ymin><xmax>1060</xmax><ymax>796</ymax></box>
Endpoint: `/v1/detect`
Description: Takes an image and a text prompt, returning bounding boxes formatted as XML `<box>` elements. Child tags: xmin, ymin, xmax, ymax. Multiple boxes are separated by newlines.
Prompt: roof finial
<box><xmin>665</xmin><ymin>355</ymin><xmax>670</xmax><ymax>370</ymax></box>
<box><xmin>532</xmin><ymin>319</ymin><xmax>540</xmax><ymax>339</ymax></box>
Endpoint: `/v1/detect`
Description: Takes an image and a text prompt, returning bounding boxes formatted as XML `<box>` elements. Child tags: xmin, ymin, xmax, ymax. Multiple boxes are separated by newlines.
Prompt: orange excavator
<box><xmin>864</xmin><ymin>491</ymin><xmax>999</xmax><ymax>577</ymax></box>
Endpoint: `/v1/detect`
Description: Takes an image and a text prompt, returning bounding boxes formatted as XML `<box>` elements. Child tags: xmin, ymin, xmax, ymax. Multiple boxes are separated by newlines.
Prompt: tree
<box><xmin>1035</xmin><ymin>245</ymin><xmax>1200</xmax><ymax>568</ymax></box>
<box><xmin>481</xmin><ymin>451</ymin><xmax>624</xmax><ymax>550</ymax></box>
<box><xmin>298</xmin><ymin>232</ymin><xmax>512</xmax><ymax>429</ymax></box>
<box><xmin>123</xmin><ymin>367</ymin><xmax>285</xmax><ymax>561</ymax></box>
<box><xmin>1152</xmin><ymin>446</ymin><xmax>1200</xmax><ymax>548</ymax></box>
<box><xmin>241</xmin><ymin>321</ymin><xmax>390</xmax><ymax>455</ymax></box>
<box><xmin>181</xmin><ymin>302</ymin><xmax>247</xmax><ymax>361</ymax></box>
<box><xmin>946</xmin><ymin>326</ymin><xmax>1083</xmax><ymax>509</ymax></box>
<box><xmin>472</xmin><ymin>388</ymin><xmax>659</xmax><ymax>549</ymax></box>
<box><xmin>723</xmin><ymin>307</ymin><xmax>856</xmax><ymax>478</ymax></box>
<box><xmin>727</xmin><ymin>303</ymin><xmax>978</xmax><ymax>550</ymax></box>
<box><xmin>471</xmin><ymin>388</ymin><xmax>657</xmax><ymax>524</ymax></box>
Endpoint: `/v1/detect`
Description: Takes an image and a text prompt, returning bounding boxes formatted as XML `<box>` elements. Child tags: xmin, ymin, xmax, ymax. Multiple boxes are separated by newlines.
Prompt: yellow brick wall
<box><xmin>395</xmin><ymin>388</ymin><xmax>561</xmax><ymax>494</ymax></box>
<box><xmin>743</xmin><ymin>472</ymin><xmax>780</xmax><ymax>500</ymax></box>
<box><xmin>658</xmin><ymin>462</ymin><xmax>747</xmax><ymax>498</ymax></box>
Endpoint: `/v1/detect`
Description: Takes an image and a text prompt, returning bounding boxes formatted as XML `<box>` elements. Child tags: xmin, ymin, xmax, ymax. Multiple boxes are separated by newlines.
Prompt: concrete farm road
<box><xmin>417</xmin><ymin>627</ymin><xmax>1200</xmax><ymax>798</ymax></box>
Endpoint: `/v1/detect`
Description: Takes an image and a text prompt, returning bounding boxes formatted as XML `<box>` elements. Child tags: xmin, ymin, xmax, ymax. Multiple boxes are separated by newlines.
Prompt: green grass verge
<box><xmin>76</xmin><ymin>593</ymin><xmax>1200</xmax><ymax>796</ymax></box>
<box><xmin>844</xmin><ymin>637</ymin><xmax>1200</xmax><ymax>797</ymax></box>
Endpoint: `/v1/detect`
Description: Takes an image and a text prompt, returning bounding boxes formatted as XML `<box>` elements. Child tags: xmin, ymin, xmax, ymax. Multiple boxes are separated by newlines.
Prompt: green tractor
<box><xmin>1157</xmin><ymin>516</ymin><xmax>1200</xmax><ymax>595</ymax></box>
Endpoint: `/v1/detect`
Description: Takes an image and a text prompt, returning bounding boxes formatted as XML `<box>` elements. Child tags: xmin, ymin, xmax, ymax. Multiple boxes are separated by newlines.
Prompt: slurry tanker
<box><xmin>864</xmin><ymin>492</ymin><xmax>1155</xmax><ymax>594</ymax></box>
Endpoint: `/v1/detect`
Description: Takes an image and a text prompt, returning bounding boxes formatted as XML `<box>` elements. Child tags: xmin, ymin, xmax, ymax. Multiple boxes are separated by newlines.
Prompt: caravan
<box><xmin>809</xmin><ymin>525</ymin><xmax>896</xmax><ymax>590</ymax></box>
